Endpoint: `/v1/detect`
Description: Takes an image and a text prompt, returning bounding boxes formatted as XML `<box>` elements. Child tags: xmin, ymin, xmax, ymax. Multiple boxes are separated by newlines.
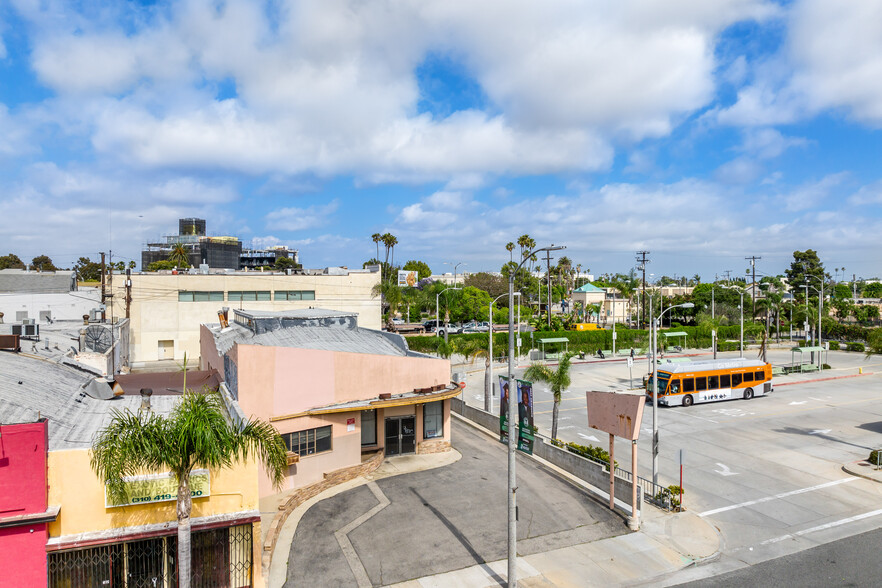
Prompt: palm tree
<box><xmin>372</xmin><ymin>233</ymin><xmax>382</xmax><ymax>262</ymax></box>
<box><xmin>91</xmin><ymin>391</ymin><xmax>287</xmax><ymax>588</ymax></box>
<box><xmin>523</xmin><ymin>352</ymin><xmax>574</xmax><ymax>440</ymax></box>
<box><xmin>168</xmin><ymin>243</ymin><xmax>191</xmax><ymax>268</ymax></box>
<box><xmin>506</xmin><ymin>242</ymin><xmax>515</xmax><ymax>264</ymax></box>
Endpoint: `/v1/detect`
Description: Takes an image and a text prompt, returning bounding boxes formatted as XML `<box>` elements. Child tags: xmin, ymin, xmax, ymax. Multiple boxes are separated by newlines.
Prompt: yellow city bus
<box><xmin>646</xmin><ymin>358</ymin><xmax>773</xmax><ymax>407</ymax></box>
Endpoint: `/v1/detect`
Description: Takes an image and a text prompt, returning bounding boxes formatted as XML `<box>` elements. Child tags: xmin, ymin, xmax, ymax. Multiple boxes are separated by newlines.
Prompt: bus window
<box><xmin>683</xmin><ymin>378</ymin><xmax>694</xmax><ymax>392</ymax></box>
<box><xmin>721</xmin><ymin>374</ymin><xmax>731</xmax><ymax>387</ymax></box>
<box><xmin>744</xmin><ymin>372</ymin><xmax>755</xmax><ymax>382</ymax></box>
<box><xmin>732</xmin><ymin>373</ymin><xmax>742</xmax><ymax>386</ymax></box>
<box><xmin>754</xmin><ymin>370</ymin><xmax>765</xmax><ymax>381</ymax></box>
<box><xmin>708</xmin><ymin>375</ymin><xmax>719</xmax><ymax>389</ymax></box>
<box><xmin>670</xmin><ymin>379</ymin><xmax>680</xmax><ymax>395</ymax></box>
<box><xmin>696</xmin><ymin>377</ymin><xmax>707</xmax><ymax>391</ymax></box>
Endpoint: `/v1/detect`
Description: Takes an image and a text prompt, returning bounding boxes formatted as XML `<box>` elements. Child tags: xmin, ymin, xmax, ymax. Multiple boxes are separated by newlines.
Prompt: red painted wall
<box><xmin>0</xmin><ymin>420</ymin><xmax>49</xmax><ymax>588</ymax></box>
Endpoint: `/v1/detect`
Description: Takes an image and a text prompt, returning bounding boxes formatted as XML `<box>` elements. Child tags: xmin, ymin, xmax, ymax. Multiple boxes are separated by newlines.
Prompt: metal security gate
<box><xmin>48</xmin><ymin>524</ymin><xmax>253</xmax><ymax>587</ymax></box>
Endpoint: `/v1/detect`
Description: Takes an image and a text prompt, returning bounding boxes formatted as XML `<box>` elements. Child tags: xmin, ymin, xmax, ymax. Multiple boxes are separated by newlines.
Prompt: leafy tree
<box><xmin>91</xmin><ymin>391</ymin><xmax>287</xmax><ymax>588</ymax></box>
<box><xmin>128</xmin><ymin>260</ymin><xmax>137</xmax><ymax>270</ymax></box>
<box><xmin>0</xmin><ymin>253</ymin><xmax>25</xmax><ymax>270</ymax></box>
<box><xmin>147</xmin><ymin>259</ymin><xmax>179</xmax><ymax>271</ymax></box>
<box><xmin>785</xmin><ymin>250</ymin><xmax>826</xmax><ymax>292</ymax></box>
<box><xmin>464</xmin><ymin>272</ymin><xmax>507</xmax><ymax>301</ymax></box>
<box><xmin>448</xmin><ymin>286</ymin><xmax>492</xmax><ymax>323</ymax></box>
<box><xmin>31</xmin><ymin>255</ymin><xmax>58</xmax><ymax>271</ymax></box>
<box><xmin>867</xmin><ymin>328</ymin><xmax>882</xmax><ymax>356</ymax></box>
<box><xmin>863</xmin><ymin>283</ymin><xmax>882</xmax><ymax>298</ymax></box>
<box><xmin>274</xmin><ymin>256</ymin><xmax>300</xmax><ymax>271</ymax></box>
<box><xmin>402</xmin><ymin>260</ymin><xmax>432</xmax><ymax>280</ymax></box>
<box><xmin>74</xmin><ymin>256</ymin><xmax>102</xmax><ymax>281</ymax></box>
<box><xmin>523</xmin><ymin>352</ymin><xmax>574</xmax><ymax>440</ymax></box>
<box><xmin>853</xmin><ymin>305</ymin><xmax>880</xmax><ymax>324</ymax></box>
<box><xmin>168</xmin><ymin>243</ymin><xmax>192</xmax><ymax>268</ymax></box>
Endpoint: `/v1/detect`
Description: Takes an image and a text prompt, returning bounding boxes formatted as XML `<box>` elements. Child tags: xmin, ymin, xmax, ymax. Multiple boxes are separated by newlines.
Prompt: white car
<box><xmin>391</xmin><ymin>318</ymin><xmax>405</xmax><ymax>325</ymax></box>
<box><xmin>462</xmin><ymin>322</ymin><xmax>491</xmax><ymax>333</ymax></box>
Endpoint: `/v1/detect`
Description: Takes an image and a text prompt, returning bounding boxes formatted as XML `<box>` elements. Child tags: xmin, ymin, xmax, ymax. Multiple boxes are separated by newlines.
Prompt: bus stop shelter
<box><xmin>662</xmin><ymin>331</ymin><xmax>688</xmax><ymax>351</ymax></box>
<box><xmin>538</xmin><ymin>337</ymin><xmax>569</xmax><ymax>360</ymax></box>
<box><xmin>791</xmin><ymin>345</ymin><xmax>826</xmax><ymax>372</ymax></box>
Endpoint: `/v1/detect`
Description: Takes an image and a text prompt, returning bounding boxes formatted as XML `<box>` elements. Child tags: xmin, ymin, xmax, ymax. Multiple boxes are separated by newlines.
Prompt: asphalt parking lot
<box><xmin>285</xmin><ymin>418</ymin><xmax>626</xmax><ymax>587</ymax></box>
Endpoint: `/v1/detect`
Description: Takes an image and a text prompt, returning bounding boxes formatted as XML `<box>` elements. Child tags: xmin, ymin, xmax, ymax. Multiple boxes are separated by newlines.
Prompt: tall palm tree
<box><xmin>506</xmin><ymin>242</ymin><xmax>515</xmax><ymax>264</ymax></box>
<box><xmin>372</xmin><ymin>233</ymin><xmax>382</xmax><ymax>263</ymax></box>
<box><xmin>91</xmin><ymin>391</ymin><xmax>287</xmax><ymax>588</ymax></box>
<box><xmin>168</xmin><ymin>243</ymin><xmax>191</xmax><ymax>268</ymax></box>
<box><xmin>523</xmin><ymin>352</ymin><xmax>574</xmax><ymax>440</ymax></box>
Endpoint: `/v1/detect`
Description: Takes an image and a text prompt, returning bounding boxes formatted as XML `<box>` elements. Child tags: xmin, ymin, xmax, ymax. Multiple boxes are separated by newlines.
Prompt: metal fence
<box><xmin>49</xmin><ymin>523</ymin><xmax>253</xmax><ymax>588</ymax></box>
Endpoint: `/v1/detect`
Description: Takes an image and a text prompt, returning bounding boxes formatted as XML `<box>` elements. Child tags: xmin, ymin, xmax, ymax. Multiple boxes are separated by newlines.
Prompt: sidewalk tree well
<box><xmin>91</xmin><ymin>390</ymin><xmax>287</xmax><ymax>588</ymax></box>
<box><xmin>524</xmin><ymin>352</ymin><xmax>575</xmax><ymax>441</ymax></box>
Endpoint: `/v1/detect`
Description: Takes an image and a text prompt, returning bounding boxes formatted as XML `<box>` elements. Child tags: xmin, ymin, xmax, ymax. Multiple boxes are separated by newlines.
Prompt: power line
<box><xmin>746</xmin><ymin>255</ymin><xmax>762</xmax><ymax>318</ymax></box>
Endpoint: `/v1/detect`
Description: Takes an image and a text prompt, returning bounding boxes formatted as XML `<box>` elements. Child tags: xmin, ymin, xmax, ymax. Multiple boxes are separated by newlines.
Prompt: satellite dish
<box><xmin>84</xmin><ymin>325</ymin><xmax>111</xmax><ymax>353</ymax></box>
<box><xmin>83</xmin><ymin>378</ymin><xmax>114</xmax><ymax>400</ymax></box>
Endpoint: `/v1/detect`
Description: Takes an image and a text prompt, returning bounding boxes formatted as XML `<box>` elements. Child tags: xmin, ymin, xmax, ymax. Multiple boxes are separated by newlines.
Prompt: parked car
<box><xmin>435</xmin><ymin>323</ymin><xmax>463</xmax><ymax>337</ymax></box>
<box><xmin>461</xmin><ymin>321</ymin><xmax>491</xmax><ymax>333</ymax></box>
<box><xmin>422</xmin><ymin>319</ymin><xmax>442</xmax><ymax>332</ymax></box>
<box><xmin>391</xmin><ymin>317</ymin><xmax>405</xmax><ymax>325</ymax></box>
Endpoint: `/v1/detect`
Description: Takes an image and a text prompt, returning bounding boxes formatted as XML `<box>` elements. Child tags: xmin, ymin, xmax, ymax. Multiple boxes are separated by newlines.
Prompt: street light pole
<box><xmin>436</xmin><ymin>287</ymin><xmax>461</xmax><ymax>341</ymax></box>
<box><xmin>489</xmin><ymin>292</ymin><xmax>519</xmax><ymax>413</ymax></box>
<box><xmin>651</xmin><ymin>302</ymin><xmax>694</xmax><ymax>485</ymax></box>
<box><xmin>507</xmin><ymin>244</ymin><xmax>564</xmax><ymax>588</ymax></box>
<box><xmin>721</xmin><ymin>285</ymin><xmax>744</xmax><ymax>357</ymax></box>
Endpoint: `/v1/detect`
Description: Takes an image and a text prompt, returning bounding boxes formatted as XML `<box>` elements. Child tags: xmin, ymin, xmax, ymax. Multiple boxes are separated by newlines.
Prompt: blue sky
<box><xmin>1</xmin><ymin>0</ymin><xmax>881</xmax><ymax>282</ymax></box>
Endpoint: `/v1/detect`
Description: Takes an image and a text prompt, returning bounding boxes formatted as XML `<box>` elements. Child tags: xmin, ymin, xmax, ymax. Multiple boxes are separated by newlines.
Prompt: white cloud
<box><xmin>12</xmin><ymin>0</ymin><xmax>776</xmax><ymax>180</ymax></box>
<box><xmin>781</xmin><ymin>173</ymin><xmax>848</xmax><ymax>212</ymax></box>
<box><xmin>265</xmin><ymin>199</ymin><xmax>340</xmax><ymax>231</ymax></box>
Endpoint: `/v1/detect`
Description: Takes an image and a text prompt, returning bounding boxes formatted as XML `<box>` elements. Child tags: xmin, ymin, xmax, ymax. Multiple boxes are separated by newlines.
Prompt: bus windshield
<box><xmin>650</xmin><ymin>373</ymin><xmax>670</xmax><ymax>396</ymax></box>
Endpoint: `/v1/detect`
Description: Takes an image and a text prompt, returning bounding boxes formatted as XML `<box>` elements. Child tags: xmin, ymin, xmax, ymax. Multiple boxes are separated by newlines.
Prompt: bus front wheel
<box><xmin>682</xmin><ymin>395</ymin><xmax>694</xmax><ymax>407</ymax></box>
<box><xmin>743</xmin><ymin>388</ymin><xmax>754</xmax><ymax>400</ymax></box>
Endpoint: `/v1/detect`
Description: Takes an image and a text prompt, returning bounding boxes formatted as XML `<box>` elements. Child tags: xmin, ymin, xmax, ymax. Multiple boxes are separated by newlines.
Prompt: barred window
<box><xmin>48</xmin><ymin>524</ymin><xmax>253</xmax><ymax>588</ymax></box>
<box><xmin>284</xmin><ymin>425</ymin><xmax>332</xmax><ymax>456</ymax></box>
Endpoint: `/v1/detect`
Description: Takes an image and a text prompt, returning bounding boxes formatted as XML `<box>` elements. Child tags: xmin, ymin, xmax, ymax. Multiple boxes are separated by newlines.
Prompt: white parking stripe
<box><xmin>699</xmin><ymin>478</ymin><xmax>857</xmax><ymax>517</ymax></box>
<box><xmin>761</xmin><ymin>508</ymin><xmax>882</xmax><ymax>545</ymax></box>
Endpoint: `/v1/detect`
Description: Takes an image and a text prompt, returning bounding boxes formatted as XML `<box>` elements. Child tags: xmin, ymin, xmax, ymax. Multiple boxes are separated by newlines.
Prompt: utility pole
<box><xmin>746</xmin><ymin>255</ymin><xmax>761</xmax><ymax>318</ymax></box>
<box><xmin>545</xmin><ymin>250</ymin><xmax>554</xmax><ymax>328</ymax></box>
<box><xmin>724</xmin><ymin>269</ymin><xmax>732</xmax><ymax>284</ymax></box>
<box><xmin>100</xmin><ymin>252</ymin><xmax>106</xmax><ymax>322</ymax></box>
<box><xmin>636</xmin><ymin>251</ymin><xmax>650</xmax><ymax>327</ymax></box>
<box><xmin>125</xmin><ymin>267</ymin><xmax>133</xmax><ymax>319</ymax></box>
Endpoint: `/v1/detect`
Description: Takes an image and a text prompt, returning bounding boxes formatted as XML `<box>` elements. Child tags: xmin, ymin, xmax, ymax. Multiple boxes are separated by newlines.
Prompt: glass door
<box><xmin>400</xmin><ymin>416</ymin><xmax>416</xmax><ymax>454</ymax></box>
<box><xmin>385</xmin><ymin>418</ymin><xmax>401</xmax><ymax>456</ymax></box>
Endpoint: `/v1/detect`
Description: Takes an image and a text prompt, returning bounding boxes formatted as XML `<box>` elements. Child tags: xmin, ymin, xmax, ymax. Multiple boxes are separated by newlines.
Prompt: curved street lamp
<box><xmin>507</xmin><ymin>244</ymin><xmax>564</xmax><ymax>587</ymax></box>
<box><xmin>650</xmin><ymin>302</ymin><xmax>694</xmax><ymax>485</ymax></box>
<box><xmin>488</xmin><ymin>291</ymin><xmax>520</xmax><ymax>413</ymax></box>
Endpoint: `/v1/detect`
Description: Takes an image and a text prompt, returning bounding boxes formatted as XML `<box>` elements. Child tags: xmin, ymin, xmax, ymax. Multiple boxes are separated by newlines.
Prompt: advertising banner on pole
<box><xmin>499</xmin><ymin>376</ymin><xmax>534</xmax><ymax>455</ymax></box>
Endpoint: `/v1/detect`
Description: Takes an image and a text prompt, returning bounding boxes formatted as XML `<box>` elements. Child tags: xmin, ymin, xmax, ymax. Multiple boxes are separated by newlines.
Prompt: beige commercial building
<box><xmin>106</xmin><ymin>269</ymin><xmax>381</xmax><ymax>365</ymax></box>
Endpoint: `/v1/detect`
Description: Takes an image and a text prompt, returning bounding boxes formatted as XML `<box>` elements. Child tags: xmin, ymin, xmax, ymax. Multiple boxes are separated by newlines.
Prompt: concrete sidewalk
<box><xmin>266</xmin><ymin>413</ymin><xmax>722</xmax><ymax>588</ymax></box>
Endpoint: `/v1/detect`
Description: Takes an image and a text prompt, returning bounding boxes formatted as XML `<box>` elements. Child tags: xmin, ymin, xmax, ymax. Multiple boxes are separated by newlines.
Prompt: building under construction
<box><xmin>141</xmin><ymin>218</ymin><xmax>242</xmax><ymax>270</ymax></box>
<box><xmin>141</xmin><ymin>218</ymin><xmax>299</xmax><ymax>271</ymax></box>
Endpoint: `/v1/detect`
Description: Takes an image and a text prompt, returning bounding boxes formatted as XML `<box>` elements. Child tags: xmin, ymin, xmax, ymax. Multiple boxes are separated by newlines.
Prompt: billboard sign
<box><xmin>105</xmin><ymin>469</ymin><xmax>210</xmax><ymax>508</ymax></box>
<box><xmin>398</xmin><ymin>270</ymin><xmax>418</xmax><ymax>287</ymax></box>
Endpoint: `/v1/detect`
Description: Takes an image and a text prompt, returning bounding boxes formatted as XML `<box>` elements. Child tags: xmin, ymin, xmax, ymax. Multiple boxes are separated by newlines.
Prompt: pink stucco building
<box><xmin>201</xmin><ymin>308</ymin><xmax>457</xmax><ymax>496</ymax></box>
<box><xmin>0</xmin><ymin>419</ymin><xmax>57</xmax><ymax>588</ymax></box>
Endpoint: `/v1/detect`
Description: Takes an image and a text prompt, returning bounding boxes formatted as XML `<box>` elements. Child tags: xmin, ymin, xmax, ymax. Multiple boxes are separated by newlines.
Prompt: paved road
<box><xmin>461</xmin><ymin>348</ymin><xmax>882</xmax><ymax>584</ymax></box>
<box><xmin>673</xmin><ymin>526</ymin><xmax>882</xmax><ymax>588</ymax></box>
<box><xmin>285</xmin><ymin>418</ymin><xmax>626</xmax><ymax>587</ymax></box>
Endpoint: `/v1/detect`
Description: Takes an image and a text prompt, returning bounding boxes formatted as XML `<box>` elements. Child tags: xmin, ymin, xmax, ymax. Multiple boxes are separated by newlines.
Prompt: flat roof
<box><xmin>663</xmin><ymin>331</ymin><xmax>688</xmax><ymax>337</ymax></box>
<box><xmin>234</xmin><ymin>309</ymin><xmax>356</xmax><ymax>320</ymax></box>
<box><xmin>538</xmin><ymin>337</ymin><xmax>570</xmax><ymax>343</ymax></box>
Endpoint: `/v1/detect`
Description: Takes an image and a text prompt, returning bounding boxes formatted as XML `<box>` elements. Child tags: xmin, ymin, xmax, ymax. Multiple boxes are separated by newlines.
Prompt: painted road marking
<box><xmin>578</xmin><ymin>433</ymin><xmax>599</xmax><ymax>442</ymax></box>
<box><xmin>809</xmin><ymin>429</ymin><xmax>832</xmax><ymax>435</ymax></box>
<box><xmin>789</xmin><ymin>401</ymin><xmax>807</xmax><ymax>405</ymax></box>
<box><xmin>714</xmin><ymin>463</ymin><xmax>738</xmax><ymax>477</ymax></box>
<box><xmin>700</xmin><ymin>478</ymin><xmax>857</xmax><ymax>517</ymax></box>
<box><xmin>760</xmin><ymin>507</ymin><xmax>882</xmax><ymax>545</ymax></box>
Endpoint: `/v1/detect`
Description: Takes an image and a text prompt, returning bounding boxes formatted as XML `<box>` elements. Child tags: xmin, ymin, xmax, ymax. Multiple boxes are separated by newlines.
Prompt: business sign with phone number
<box><xmin>105</xmin><ymin>469</ymin><xmax>211</xmax><ymax>508</ymax></box>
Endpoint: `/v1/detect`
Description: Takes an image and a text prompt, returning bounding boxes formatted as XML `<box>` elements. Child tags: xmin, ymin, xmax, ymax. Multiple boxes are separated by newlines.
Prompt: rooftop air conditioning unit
<box><xmin>22</xmin><ymin>318</ymin><xmax>35</xmax><ymax>326</ymax></box>
<box><xmin>23</xmin><ymin>324</ymin><xmax>38</xmax><ymax>338</ymax></box>
<box><xmin>90</xmin><ymin>308</ymin><xmax>103</xmax><ymax>322</ymax></box>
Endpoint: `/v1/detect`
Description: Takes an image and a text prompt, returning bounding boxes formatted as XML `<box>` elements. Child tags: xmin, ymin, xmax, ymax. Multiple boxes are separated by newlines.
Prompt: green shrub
<box><xmin>828</xmin><ymin>341</ymin><xmax>840</xmax><ymax>350</ymax></box>
<box><xmin>667</xmin><ymin>485</ymin><xmax>684</xmax><ymax>509</ymax></box>
<box><xmin>564</xmin><ymin>442</ymin><xmax>617</xmax><ymax>468</ymax></box>
<box><xmin>847</xmin><ymin>342</ymin><xmax>865</xmax><ymax>352</ymax></box>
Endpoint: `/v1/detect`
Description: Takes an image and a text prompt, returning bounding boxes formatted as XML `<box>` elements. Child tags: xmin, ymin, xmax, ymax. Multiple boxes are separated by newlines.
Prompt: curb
<box><xmin>842</xmin><ymin>460</ymin><xmax>882</xmax><ymax>483</ymax></box>
<box><xmin>776</xmin><ymin>372</ymin><xmax>874</xmax><ymax>387</ymax></box>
